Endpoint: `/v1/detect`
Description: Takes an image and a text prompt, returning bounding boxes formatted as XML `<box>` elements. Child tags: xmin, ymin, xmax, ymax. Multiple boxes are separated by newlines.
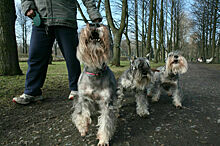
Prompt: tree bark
<box><xmin>212</xmin><ymin>0</ymin><xmax>218</xmax><ymax>63</ymax></box>
<box><xmin>153</xmin><ymin>0</ymin><xmax>158</xmax><ymax>62</ymax></box>
<box><xmin>124</xmin><ymin>11</ymin><xmax>131</xmax><ymax>57</ymax></box>
<box><xmin>146</xmin><ymin>0</ymin><xmax>154</xmax><ymax>56</ymax></box>
<box><xmin>159</xmin><ymin>0</ymin><xmax>165</xmax><ymax>62</ymax></box>
<box><xmin>141</xmin><ymin>0</ymin><xmax>145</xmax><ymax>57</ymax></box>
<box><xmin>0</xmin><ymin>0</ymin><xmax>22</xmax><ymax>75</ymax></box>
<box><xmin>135</xmin><ymin>0</ymin><xmax>139</xmax><ymax>57</ymax></box>
<box><xmin>175</xmin><ymin>0</ymin><xmax>180</xmax><ymax>50</ymax></box>
<box><xmin>169</xmin><ymin>0</ymin><xmax>174</xmax><ymax>52</ymax></box>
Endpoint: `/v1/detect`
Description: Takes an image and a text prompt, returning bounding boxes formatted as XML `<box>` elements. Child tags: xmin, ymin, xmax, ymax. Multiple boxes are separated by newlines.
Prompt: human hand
<box><xmin>26</xmin><ymin>9</ymin><xmax>35</xmax><ymax>19</ymax></box>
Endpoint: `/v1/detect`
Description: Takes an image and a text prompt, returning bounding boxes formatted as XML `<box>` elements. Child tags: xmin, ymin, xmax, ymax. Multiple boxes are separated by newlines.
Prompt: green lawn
<box><xmin>0</xmin><ymin>61</ymin><xmax>164</xmax><ymax>108</ymax></box>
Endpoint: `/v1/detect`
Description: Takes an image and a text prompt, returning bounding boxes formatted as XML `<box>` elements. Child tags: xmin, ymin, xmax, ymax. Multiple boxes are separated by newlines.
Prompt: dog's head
<box><xmin>166</xmin><ymin>51</ymin><xmax>188</xmax><ymax>75</ymax></box>
<box><xmin>130</xmin><ymin>57</ymin><xmax>153</xmax><ymax>82</ymax></box>
<box><xmin>77</xmin><ymin>23</ymin><xmax>113</xmax><ymax>68</ymax></box>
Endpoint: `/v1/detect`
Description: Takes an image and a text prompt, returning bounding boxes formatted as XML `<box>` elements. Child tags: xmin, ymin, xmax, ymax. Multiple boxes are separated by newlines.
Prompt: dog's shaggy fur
<box><xmin>72</xmin><ymin>24</ymin><xmax>117</xmax><ymax>146</ymax></box>
<box><xmin>148</xmin><ymin>51</ymin><xmax>188</xmax><ymax>107</ymax></box>
<box><xmin>117</xmin><ymin>57</ymin><xmax>153</xmax><ymax>117</ymax></box>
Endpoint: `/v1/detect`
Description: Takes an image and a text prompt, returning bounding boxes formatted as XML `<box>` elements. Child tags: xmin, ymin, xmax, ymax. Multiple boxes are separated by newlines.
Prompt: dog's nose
<box><xmin>89</xmin><ymin>23</ymin><xmax>100</xmax><ymax>28</ymax></box>
<box><xmin>174</xmin><ymin>55</ymin><xmax>178</xmax><ymax>58</ymax></box>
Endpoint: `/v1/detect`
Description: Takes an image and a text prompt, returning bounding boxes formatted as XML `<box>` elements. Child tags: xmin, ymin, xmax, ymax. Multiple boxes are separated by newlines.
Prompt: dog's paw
<box><xmin>173</xmin><ymin>101</ymin><xmax>182</xmax><ymax>108</ymax></box>
<box><xmin>137</xmin><ymin>108</ymin><xmax>150</xmax><ymax>117</ymax></box>
<box><xmin>97</xmin><ymin>141</ymin><xmax>109</xmax><ymax>146</ymax></box>
<box><xmin>97</xmin><ymin>134</ymin><xmax>109</xmax><ymax>146</ymax></box>
<box><xmin>77</xmin><ymin>117</ymin><xmax>91</xmax><ymax>136</ymax></box>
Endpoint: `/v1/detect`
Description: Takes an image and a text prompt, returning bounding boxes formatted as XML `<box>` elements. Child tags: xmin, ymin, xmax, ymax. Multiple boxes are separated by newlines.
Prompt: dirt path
<box><xmin>0</xmin><ymin>63</ymin><xmax>220</xmax><ymax>146</ymax></box>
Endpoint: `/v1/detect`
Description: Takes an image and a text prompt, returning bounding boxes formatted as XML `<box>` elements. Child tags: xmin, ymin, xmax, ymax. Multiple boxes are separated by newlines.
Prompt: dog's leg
<box><xmin>97</xmin><ymin>100</ymin><xmax>116</xmax><ymax>146</ymax></box>
<box><xmin>116</xmin><ymin>85</ymin><xmax>124</xmax><ymax>109</ymax></box>
<box><xmin>152</xmin><ymin>83</ymin><xmax>161</xmax><ymax>102</ymax></box>
<box><xmin>171</xmin><ymin>86</ymin><xmax>182</xmax><ymax>108</ymax></box>
<box><xmin>167</xmin><ymin>89</ymin><xmax>173</xmax><ymax>97</ymax></box>
<box><xmin>147</xmin><ymin>84</ymin><xmax>153</xmax><ymax>97</ymax></box>
<box><xmin>136</xmin><ymin>92</ymin><xmax>150</xmax><ymax>117</ymax></box>
<box><xmin>72</xmin><ymin>97</ymin><xmax>92</xmax><ymax>136</ymax></box>
<box><xmin>151</xmin><ymin>87</ymin><xmax>161</xmax><ymax>102</ymax></box>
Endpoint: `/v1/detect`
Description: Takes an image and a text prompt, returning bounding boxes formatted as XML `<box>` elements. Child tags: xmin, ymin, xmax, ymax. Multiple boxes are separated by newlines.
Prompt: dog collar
<box><xmin>85</xmin><ymin>72</ymin><xmax>100</xmax><ymax>76</ymax></box>
<box><xmin>85</xmin><ymin>64</ymin><xmax>107</xmax><ymax>77</ymax></box>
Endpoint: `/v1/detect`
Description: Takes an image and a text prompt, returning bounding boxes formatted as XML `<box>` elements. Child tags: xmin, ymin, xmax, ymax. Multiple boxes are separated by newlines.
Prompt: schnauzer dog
<box><xmin>72</xmin><ymin>23</ymin><xmax>117</xmax><ymax>146</ymax></box>
<box><xmin>117</xmin><ymin>57</ymin><xmax>153</xmax><ymax>117</ymax></box>
<box><xmin>148</xmin><ymin>51</ymin><xmax>188</xmax><ymax>108</ymax></box>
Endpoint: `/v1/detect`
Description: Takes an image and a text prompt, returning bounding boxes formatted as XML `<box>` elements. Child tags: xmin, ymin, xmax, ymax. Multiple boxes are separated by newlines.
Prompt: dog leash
<box><xmin>33</xmin><ymin>11</ymin><xmax>92</xmax><ymax>27</ymax></box>
<box><xmin>151</xmin><ymin>69</ymin><xmax>160</xmax><ymax>72</ymax></box>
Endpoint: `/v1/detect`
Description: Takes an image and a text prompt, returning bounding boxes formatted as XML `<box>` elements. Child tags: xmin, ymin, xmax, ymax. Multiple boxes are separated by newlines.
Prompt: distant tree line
<box><xmin>191</xmin><ymin>0</ymin><xmax>219</xmax><ymax>63</ymax></box>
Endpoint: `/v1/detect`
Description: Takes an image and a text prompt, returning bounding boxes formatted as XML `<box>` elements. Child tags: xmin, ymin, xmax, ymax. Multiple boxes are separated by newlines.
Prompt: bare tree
<box><xmin>105</xmin><ymin>0</ymin><xmax>127</xmax><ymax>66</ymax></box>
<box><xmin>212</xmin><ymin>0</ymin><xmax>218</xmax><ymax>62</ymax></box>
<box><xmin>158</xmin><ymin>0</ymin><xmax>165</xmax><ymax>62</ymax></box>
<box><xmin>0</xmin><ymin>0</ymin><xmax>22</xmax><ymax>75</ymax></box>
<box><xmin>135</xmin><ymin>0</ymin><xmax>139</xmax><ymax>57</ymax></box>
<box><xmin>153</xmin><ymin>0</ymin><xmax>157</xmax><ymax>62</ymax></box>
<box><xmin>146</xmin><ymin>0</ymin><xmax>154</xmax><ymax>57</ymax></box>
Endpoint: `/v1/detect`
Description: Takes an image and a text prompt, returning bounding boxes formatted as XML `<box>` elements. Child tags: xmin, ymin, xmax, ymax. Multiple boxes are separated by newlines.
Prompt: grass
<box><xmin>0</xmin><ymin>61</ymin><xmax>164</xmax><ymax>109</ymax></box>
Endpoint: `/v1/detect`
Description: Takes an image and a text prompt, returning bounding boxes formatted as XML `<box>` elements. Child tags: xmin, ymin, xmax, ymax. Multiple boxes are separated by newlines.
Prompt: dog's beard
<box><xmin>77</xmin><ymin>25</ymin><xmax>112</xmax><ymax>68</ymax></box>
<box><xmin>166</xmin><ymin>56</ymin><xmax>188</xmax><ymax>74</ymax></box>
<box><xmin>134</xmin><ymin>70</ymin><xmax>152</xmax><ymax>85</ymax></box>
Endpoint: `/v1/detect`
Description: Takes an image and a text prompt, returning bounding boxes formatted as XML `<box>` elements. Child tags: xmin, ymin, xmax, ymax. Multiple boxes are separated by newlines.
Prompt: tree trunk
<box><xmin>205</xmin><ymin>0</ymin><xmax>210</xmax><ymax>58</ymax></box>
<box><xmin>208</xmin><ymin>1</ymin><xmax>214</xmax><ymax>57</ymax></box>
<box><xmin>217</xmin><ymin>34</ymin><xmax>220</xmax><ymax>63</ymax></box>
<box><xmin>124</xmin><ymin>12</ymin><xmax>131</xmax><ymax>57</ymax></box>
<box><xmin>146</xmin><ymin>0</ymin><xmax>154</xmax><ymax>56</ymax></box>
<box><xmin>141</xmin><ymin>0</ymin><xmax>145</xmax><ymax>57</ymax></box>
<box><xmin>0</xmin><ymin>0</ymin><xmax>22</xmax><ymax>75</ymax></box>
<box><xmin>169</xmin><ymin>0</ymin><xmax>174</xmax><ymax>52</ymax></box>
<box><xmin>202</xmin><ymin>8</ymin><xmax>206</xmax><ymax>61</ymax></box>
<box><xmin>173</xmin><ymin>1</ymin><xmax>176</xmax><ymax>50</ymax></box>
<box><xmin>159</xmin><ymin>0</ymin><xmax>165</xmax><ymax>62</ymax></box>
<box><xmin>212</xmin><ymin>0</ymin><xmax>218</xmax><ymax>63</ymax></box>
<box><xmin>165</xmin><ymin>0</ymin><xmax>168</xmax><ymax>53</ymax></box>
<box><xmin>135</xmin><ymin>0</ymin><xmax>139</xmax><ymax>57</ymax></box>
<box><xmin>105</xmin><ymin>0</ymin><xmax>127</xmax><ymax>66</ymax></box>
<box><xmin>153</xmin><ymin>0</ymin><xmax>158</xmax><ymax>62</ymax></box>
<box><xmin>105</xmin><ymin>0</ymin><xmax>127</xmax><ymax>65</ymax></box>
<box><xmin>175</xmin><ymin>0</ymin><xmax>180</xmax><ymax>50</ymax></box>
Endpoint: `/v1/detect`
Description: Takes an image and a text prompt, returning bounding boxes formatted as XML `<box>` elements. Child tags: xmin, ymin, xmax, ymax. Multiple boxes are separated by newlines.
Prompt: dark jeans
<box><xmin>24</xmin><ymin>25</ymin><xmax>81</xmax><ymax>96</ymax></box>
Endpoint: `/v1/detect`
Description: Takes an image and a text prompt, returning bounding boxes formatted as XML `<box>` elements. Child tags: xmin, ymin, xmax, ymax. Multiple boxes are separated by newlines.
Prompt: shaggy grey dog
<box><xmin>117</xmin><ymin>57</ymin><xmax>153</xmax><ymax>117</ymax></box>
<box><xmin>148</xmin><ymin>51</ymin><xmax>188</xmax><ymax>108</ymax></box>
<box><xmin>72</xmin><ymin>23</ymin><xmax>117</xmax><ymax>146</ymax></box>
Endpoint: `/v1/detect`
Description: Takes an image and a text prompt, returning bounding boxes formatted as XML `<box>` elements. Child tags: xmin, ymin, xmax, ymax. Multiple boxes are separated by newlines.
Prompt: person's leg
<box><xmin>55</xmin><ymin>26</ymin><xmax>81</xmax><ymax>91</ymax></box>
<box><xmin>24</xmin><ymin>26</ymin><xmax>55</xmax><ymax>96</ymax></box>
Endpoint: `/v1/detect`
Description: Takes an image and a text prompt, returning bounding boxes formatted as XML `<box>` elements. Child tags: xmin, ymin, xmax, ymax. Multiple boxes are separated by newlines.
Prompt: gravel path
<box><xmin>0</xmin><ymin>63</ymin><xmax>219</xmax><ymax>146</ymax></box>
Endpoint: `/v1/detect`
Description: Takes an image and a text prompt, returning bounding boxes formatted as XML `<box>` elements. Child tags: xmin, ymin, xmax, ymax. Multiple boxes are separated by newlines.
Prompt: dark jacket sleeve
<box><xmin>21</xmin><ymin>0</ymin><xmax>36</xmax><ymax>15</ymax></box>
<box><xmin>82</xmin><ymin>0</ymin><xmax>102</xmax><ymax>21</ymax></box>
